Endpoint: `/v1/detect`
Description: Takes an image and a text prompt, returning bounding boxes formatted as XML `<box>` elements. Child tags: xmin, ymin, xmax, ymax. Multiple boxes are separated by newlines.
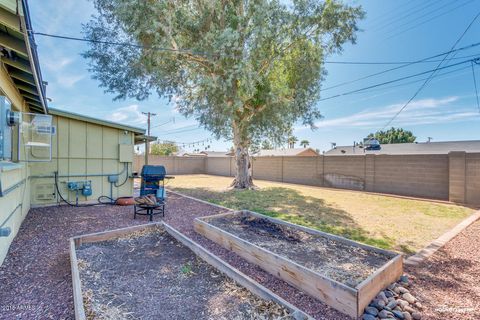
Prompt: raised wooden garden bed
<box><xmin>194</xmin><ymin>210</ymin><xmax>403</xmax><ymax>318</ymax></box>
<box><xmin>70</xmin><ymin>222</ymin><xmax>310</xmax><ymax>320</ymax></box>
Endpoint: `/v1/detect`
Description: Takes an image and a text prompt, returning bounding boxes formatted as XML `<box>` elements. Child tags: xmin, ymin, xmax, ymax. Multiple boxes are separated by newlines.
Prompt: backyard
<box><xmin>166</xmin><ymin>174</ymin><xmax>475</xmax><ymax>254</ymax></box>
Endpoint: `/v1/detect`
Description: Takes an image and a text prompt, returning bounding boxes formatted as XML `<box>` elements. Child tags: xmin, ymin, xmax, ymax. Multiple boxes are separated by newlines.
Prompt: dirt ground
<box><xmin>0</xmin><ymin>192</ymin><xmax>478</xmax><ymax>319</ymax></box>
<box><xmin>207</xmin><ymin>212</ymin><xmax>392</xmax><ymax>287</ymax></box>
<box><xmin>76</xmin><ymin>226</ymin><xmax>292</xmax><ymax>320</ymax></box>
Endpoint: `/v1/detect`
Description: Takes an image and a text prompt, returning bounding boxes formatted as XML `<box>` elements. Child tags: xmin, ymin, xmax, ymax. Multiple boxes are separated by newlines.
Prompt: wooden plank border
<box><xmin>69</xmin><ymin>222</ymin><xmax>312</xmax><ymax>320</ymax></box>
<box><xmin>195</xmin><ymin>211</ymin><xmax>403</xmax><ymax>318</ymax></box>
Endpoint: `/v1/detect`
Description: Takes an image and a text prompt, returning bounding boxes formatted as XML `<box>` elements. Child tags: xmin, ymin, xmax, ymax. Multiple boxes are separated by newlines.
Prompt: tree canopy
<box><xmin>366</xmin><ymin>127</ymin><xmax>416</xmax><ymax>144</ymax></box>
<box><xmin>300</xmin><ymin>139</ymin><xmax>310</xmax><ymax>148</ymax></box>
<box><xmin>150</xmin><ymin>141</ymin><xmax>179</xmax><ymax>156</ymax></box>
<box><xmin>83</xmin><ymin>0</ymin><xmax>364</xmax><ymax>188</ymax></box>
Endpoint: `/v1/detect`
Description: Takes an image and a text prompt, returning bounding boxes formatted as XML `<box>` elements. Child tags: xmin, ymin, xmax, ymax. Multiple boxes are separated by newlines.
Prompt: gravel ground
<box><xmin>0</xmin><ymin>194</ymin><xmax>345</xmax><ymax>320</ymax></box>
<box><xmin>0</xmin><ymin>192</ymin><xmax>478</xmax><ymax>320</ymax></box>
<box><xmin>405</xmin><ymin>218</ymin><xmax>480</xmax><ymax>320</ymax></box>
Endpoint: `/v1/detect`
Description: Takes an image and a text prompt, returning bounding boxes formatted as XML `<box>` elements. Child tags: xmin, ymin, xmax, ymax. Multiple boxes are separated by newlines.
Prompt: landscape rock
<box><xmin>385</xmin><ymin>290</ymin><xmax>396</xmax><ymax>298</ymax></box>
<box><xmin>402</xmin><ymin>293</ymin><xmax>416</xmax><ymax>304</ymax></box>
<box><xmin>397</xmin><ymin>286</ymin><xmax>409</xmax><ymax>294</ymax></box>
<box><xmin>392</xmin><ymin>310</ymin><xmax>405</xmax><ymax>319</ymax></box>
<box><xmin>387</xmin><ymin>283</ymin><xmax>397</xmax><ymax>291</ymax></box>
<box><xmin>365</xmin><ymin>306</ymin><xmax>379</xmax><ymax>316</ymax></box>
<box><xmin>364</xmin><ymin>278</ymin><xmax>422</xmax><ymax>320</ymax></box>
<box><xmin>386</xmin><ymin>300</ymin><xmax>397</xmax><ymax>309</ymax></box>
<box><xmin>403</xmin><ymin>305</ymin><xmax>415</xmax><ymax>313</ymax></box>
<box><xmin>377</xmin><ymin>299</ymin><xmax>386</xmax><ymax>309</ymax></box>
<box><xmin>362</xmin><ymin>313</ymin><xmax>376</xmax><ymax>320</ymax></box>
<box><xmin>377</xmin><ymin>291</ymin><xmax>388</xmax><ymax>303</ymax></box>
<box><xmin>397</xmin><ymin>299</ymin><xmax>409</xmax><ymax>309</ymax></box>
<box><xmin>378</xmin><ymin>310</ymin><xmax>393</xmax><ymax>319</ymax></box>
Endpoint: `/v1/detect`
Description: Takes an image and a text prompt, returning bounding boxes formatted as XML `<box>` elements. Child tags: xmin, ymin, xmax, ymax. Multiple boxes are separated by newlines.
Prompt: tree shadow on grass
<box><xmin>172</xmin><ymin>186</ymin><xmax>395</xmax><ymax>250</ymax></box>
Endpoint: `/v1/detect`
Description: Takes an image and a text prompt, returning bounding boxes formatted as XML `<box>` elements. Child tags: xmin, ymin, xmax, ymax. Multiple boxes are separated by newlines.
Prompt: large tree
<box><xmin>83</xmin><ymin>0</ymin><xmax>364</xmax><ymax>188</ymax></box>
<box><xmin>366</xmin><ymin>127</ymin><xmax>416</xmax><ymax>144</ymax></box>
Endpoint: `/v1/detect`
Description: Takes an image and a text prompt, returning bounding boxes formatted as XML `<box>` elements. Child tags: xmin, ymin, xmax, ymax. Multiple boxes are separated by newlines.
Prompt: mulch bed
<box><xmin>0</xmin><ymin>192</ymin><xmax>478</xmax><ymax>319</ymax></box>
<box><xmin>76</xmin><ymin>226</ymin><xmax>292</xmax><ymax>320</ymax></box>
<box><xmin>405</xmin><ymin>218</ymin><xmax>480</xmax><ymax>320</ymax></box>
<box><xmin>206</xmin><ymin>212</ymin><xmax>392</xmax><ymax>287</ymax></box>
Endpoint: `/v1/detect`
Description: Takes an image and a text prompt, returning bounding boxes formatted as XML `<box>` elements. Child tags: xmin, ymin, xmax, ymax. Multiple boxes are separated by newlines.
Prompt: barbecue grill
<box><xmin>140</xmin><ymin>165</ymin><xmax>167</xmax><ymax>197</ymax></box>
<box><xmin>134</xmin><ymin>165</ymin><xmax>173</xmax><ymax>221</ymax></box>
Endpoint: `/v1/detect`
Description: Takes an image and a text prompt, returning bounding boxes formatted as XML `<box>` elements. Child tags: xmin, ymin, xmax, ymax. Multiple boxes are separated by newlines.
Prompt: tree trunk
<box><xmin>230</xmin><ymin>122</ymin><xmax>254</xmax><ymax>189</ymax></box>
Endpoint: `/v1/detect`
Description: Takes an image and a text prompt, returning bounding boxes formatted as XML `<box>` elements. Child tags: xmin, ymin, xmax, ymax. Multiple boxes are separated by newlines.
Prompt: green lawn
<box><xmin>166</xmin><ymin>174</ymin><xmax>475</xmax><ymax>254</ymax></box>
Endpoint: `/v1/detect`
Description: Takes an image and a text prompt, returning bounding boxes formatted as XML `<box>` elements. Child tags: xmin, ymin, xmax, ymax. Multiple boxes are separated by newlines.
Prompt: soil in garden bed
<box><xmin>75</xmin><ymin>226</ymin><xmax>293</xmax><ymax>320</ymax></box>
<box><xmin>205</xmin><ymin>213</ymin><xmax>393</xmax><ymax>287</ymax></box>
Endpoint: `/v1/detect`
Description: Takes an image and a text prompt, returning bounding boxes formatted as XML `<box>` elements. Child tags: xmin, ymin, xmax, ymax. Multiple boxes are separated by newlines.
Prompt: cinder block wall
<box><xmin>134</xmin><ymin>153</ymin><xmax>480</xmax><ymax>205</ymax></box>
<box><xmin>373</xmin><ymin>154</ymin><xmax>449</xmax><ymax>200</ymax></box>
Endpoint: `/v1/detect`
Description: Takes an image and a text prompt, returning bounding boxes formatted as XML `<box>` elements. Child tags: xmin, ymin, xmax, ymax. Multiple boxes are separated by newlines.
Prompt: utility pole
<box><xmin>142</xmin><ymin>112</ymin><xmax>157</xmax><ymax>165</ymax></box>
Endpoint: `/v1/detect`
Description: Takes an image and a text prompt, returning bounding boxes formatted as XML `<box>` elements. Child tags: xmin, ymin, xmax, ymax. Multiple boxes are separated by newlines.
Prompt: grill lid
<box><xmin>141</xmin><ymin>165</ymin><xmax>166</xmax><ymax>178</ymax></box>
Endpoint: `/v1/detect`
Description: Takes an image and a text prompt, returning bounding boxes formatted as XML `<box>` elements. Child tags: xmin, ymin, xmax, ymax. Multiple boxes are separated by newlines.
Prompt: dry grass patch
<box><xmin>167</xmin><ymin>174</ymin><xmax>474</xmax><ymax>254</ymax></box>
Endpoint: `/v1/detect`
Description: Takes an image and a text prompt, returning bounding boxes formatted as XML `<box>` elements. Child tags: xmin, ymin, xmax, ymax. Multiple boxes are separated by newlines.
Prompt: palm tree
<box><xmin>287</xmin><ymin>136</ymin><xmax>298</xmax><ymax>148</ymax></box>
<box><xmin>300</xmin><ymin>139</ymin><xmax>310</xmax><ymax>148</ymax></box>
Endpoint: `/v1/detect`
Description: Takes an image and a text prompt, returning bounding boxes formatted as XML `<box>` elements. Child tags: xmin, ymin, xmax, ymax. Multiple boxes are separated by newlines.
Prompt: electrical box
<box><xmin>21</xmin><ymin>112</ymin><xmax>53</xmax><ymax>162</ymax></box>
<box><xmin>35</xmin><ymin>183</ymin><xmax>56</xmax><ymax>201</ymax></box>
<box><xmin>119</xmin><ymin>144</ymin><xmax>133</xmax><ymax>163</ymax></box>
<box><xmin>0</xmin><ymin>97</ymin><xmax>14</xmax><ymax>160</ymax></box>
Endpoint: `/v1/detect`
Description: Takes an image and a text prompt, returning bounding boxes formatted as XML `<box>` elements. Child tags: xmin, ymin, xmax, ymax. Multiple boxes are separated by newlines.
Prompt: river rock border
<box><xmin>362</xmin><ymin>276</ymin><xmax>422</xmax><ymax>320</ymax></box>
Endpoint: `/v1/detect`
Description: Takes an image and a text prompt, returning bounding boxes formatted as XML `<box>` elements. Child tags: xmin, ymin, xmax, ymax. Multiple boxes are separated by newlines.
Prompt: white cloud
<box><xmin>58</xmin><ymin>74</ymin><xmax>86</xmax><ymax>88</ymax></box>
<box><xmin>107</xmin><ymin>105</ymin><xmax>148</xmax><ymax>125</ymax></box>
<box><xmin>312</xmin><ymin>96</ymin><xmax>479</xmax><ymax>130</ymax></box>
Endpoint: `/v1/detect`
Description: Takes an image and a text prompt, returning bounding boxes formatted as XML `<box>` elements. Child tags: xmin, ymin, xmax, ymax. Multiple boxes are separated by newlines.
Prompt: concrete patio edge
<box><xmin>404</xmin><ymin>209</ymin><xmax>480</xmax><ymax>266</ymax></box>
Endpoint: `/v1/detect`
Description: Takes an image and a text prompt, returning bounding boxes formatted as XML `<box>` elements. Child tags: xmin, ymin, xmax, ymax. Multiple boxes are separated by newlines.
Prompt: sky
<box><xmin>29</xmin><ymin>0</ymin><xmax>480</xmax><ymax>153</ymax></box>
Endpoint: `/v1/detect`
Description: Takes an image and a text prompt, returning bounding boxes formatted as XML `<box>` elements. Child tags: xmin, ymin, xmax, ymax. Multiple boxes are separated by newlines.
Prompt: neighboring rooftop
<box><xmin>254</xmin><ymin>148</ymin><xmax>319</xmax><ymax>157</ymax></box>
<box><xmin>324</xmin><ymin>140</ymin><xmax>480</xmax><ymax>155</ymax></box>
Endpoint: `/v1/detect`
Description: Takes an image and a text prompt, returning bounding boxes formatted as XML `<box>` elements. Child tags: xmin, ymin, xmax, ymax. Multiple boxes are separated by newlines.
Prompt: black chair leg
<box><xmin>149</xmin><ymin>209</ymin><xmax>153</xmax><ymax>222</ymax></box>
<box><xmin>134</xmin><ymin>205</ymin><xmax>137</xmax><ymax>219</ymax></box>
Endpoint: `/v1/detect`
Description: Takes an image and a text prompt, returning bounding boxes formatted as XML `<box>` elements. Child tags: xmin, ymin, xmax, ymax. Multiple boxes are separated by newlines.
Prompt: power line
<box><xmin>374</xmin><ymin>0</ymin><xmax>441</xmax><ymax>31</ymax></box>
<box><xmin>31</xmin><ymin>30</ymin><xmax>480</xmax><ymax>67</ymax></box>
<box><xmin>384</xmin><ymin>0</ymin><xmax>475</xmax><ymax>41</ymax></box>
<box><xmin>324</xmin><ymin>52</ymin><xmax>480</xmax><ymax>65</ymax></box>
<box><xmin>319</xmin><ymin>58</ymin><xmax>476</xmax><ymax>102</ymax></box>
<box><xmin>31</xmin><ymin>31</ymin><xmax>216</xmax><ymax>58</ymax></box>
<box><xmin>367</xmin><ymin>0</ymin><xmax>417</xmax><ymax>27</ymax></box>
<box><xmin>472</xmin><ymin>59</ymin><xmax>480</xmax><ymax>113</ymax></box>
<box><xmin>380</xmin><ymin>10</ymin><xmax>480</xmax><ymax>130</ymax></box>
<box><xmin>150</xmin><ymin>117</ymin><xmax>175</xmax><ymax>129</ymax></box>
<box><xmin>160</xmin><ymin>126</ymin><xmax>203</xmax><ymax>135</ymax></box>
<box><xmin>382</xmin><ymin>0</ymin><xmax>464</xmax><ymax>35</ymax></box>
<box><xmin>345</xmin><ymin>64</ymin><xmax>471</xmax><ymax>99</ymax></box>
<box><xmin>322</xmin><ymin>42</ymin><xmax>480</xmax><ymax>91</ymax></box>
